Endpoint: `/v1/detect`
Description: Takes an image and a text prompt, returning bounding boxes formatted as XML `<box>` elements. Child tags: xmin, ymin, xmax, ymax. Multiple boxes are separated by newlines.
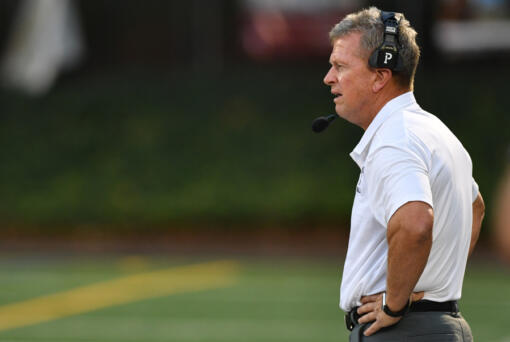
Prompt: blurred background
<box><xmin>0</xmin><ymin>0</ymin><xmax>509</xmax><ymax>341</ymax></box>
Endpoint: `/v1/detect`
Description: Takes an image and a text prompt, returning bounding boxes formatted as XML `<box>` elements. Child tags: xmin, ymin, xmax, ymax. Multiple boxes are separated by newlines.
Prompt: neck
<box><xmin>361</xmin><ymin>86</ymin><xmax>409</xmax><ymax>130</ymax></box>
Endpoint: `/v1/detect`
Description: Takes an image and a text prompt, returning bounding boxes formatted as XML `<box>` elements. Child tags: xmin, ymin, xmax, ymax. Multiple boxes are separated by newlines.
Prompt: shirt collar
<box><xmin>350</xmin><ymin>92</ymin><xmax>417</xmax><ymax>168</ymax></box>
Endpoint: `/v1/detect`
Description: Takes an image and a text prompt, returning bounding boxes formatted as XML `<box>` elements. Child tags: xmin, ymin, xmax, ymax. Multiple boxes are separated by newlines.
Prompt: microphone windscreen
<box><xmin>312</xmin><ymin>117</ymin><xmax>329</xmax><ymax>133</ymax></box>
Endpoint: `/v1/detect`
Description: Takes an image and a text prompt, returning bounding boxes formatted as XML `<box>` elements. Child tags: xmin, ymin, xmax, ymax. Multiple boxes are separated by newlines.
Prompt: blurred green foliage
<box><xmin>0</xmin><ymin>65</ymin><xmax>508</xmax><ymax>229</ymax></box>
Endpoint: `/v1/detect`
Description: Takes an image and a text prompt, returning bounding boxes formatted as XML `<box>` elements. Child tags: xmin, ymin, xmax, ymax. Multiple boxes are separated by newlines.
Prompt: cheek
<box><xmin>349</xmin><ymin>77</ymin><xmax>370</xmax><ymax>97</ymax></box>
<box><xmin>339</xmin><ymin>76</ymin><xmax>357</xmax><ymax>98</ymax></box>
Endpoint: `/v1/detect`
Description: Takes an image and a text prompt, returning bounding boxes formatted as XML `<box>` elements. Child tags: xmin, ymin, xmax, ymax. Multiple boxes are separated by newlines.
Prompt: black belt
<box><xmin>345</xmin><ymin>300</ymin><xmax>459</xmax><ymax>331</ymax></box>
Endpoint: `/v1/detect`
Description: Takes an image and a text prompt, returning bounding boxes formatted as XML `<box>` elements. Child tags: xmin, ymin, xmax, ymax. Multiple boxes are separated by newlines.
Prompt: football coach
<box><xmin>322</xmin><ymin>7</ymin><xmax>485</xmax><ymax>341</ymax></box>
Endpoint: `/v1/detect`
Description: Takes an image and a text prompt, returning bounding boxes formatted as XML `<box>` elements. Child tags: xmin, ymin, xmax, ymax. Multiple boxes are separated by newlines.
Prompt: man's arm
<box><xmin>469</xmin><ymin>192</ymin><xmax>485</xmax><ymax>257</ymax></box>
<box><xmin>385</xmin><ymin>201</ymin><xmax>433</xmax><ymax>312</ymax></box>
<box><xmin>360</xmin><ymin>201</ymin><xmax>433</xmax><ymax>336</ymax></box>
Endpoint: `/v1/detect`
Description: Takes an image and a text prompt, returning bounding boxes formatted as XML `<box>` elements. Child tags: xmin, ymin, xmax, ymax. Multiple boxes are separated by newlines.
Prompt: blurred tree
<box><xmin>77</xmin><ymin>0</ymin><xmax>238</xmax><ymax>73</ymax></box>
<box><xmin>364</xmin><ymin>0</ymin><xmax>439</xmax><ymax>66</ymax></box>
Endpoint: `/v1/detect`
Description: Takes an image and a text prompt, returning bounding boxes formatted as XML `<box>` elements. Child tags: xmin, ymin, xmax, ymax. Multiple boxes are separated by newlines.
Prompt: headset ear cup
<box><xmin>368</xmin><ymin>49</ymin><xmax>379</xmax><ymax>68</ymax></box>
<box><xmin>371</xmin><ymin>10</ymin><xmax>402</xmax><ymax>72</ymax></box>
<box><xmin>368</xmin><ymin>49</ymin><xmax>399</xmax><ymax>70</ymax></box>
<box><xmin>394</xmin><ymin>55</ymin><xmax>404</xmax><ymax>72</ymax></box>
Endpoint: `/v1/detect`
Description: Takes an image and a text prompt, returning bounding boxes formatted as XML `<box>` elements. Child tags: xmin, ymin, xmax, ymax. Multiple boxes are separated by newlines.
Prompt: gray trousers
<box><xmin>349</xmin><ymin>312</ymin><xmax>473</xmax><ymax>342</ymax></box>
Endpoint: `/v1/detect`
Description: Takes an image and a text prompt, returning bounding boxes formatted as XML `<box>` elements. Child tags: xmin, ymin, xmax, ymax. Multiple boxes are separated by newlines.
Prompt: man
<box><xmin>323</xmin><ymin>7</ymin><xmax>485</xmax><ymax>341</ymax></box>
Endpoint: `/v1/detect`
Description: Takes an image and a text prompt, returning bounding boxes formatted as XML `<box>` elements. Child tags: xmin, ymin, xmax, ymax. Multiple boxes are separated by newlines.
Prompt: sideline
<box><xmin>0</xmin><ymin>260</ymin><xmax>239</xmax><ymax>332</ymax></box>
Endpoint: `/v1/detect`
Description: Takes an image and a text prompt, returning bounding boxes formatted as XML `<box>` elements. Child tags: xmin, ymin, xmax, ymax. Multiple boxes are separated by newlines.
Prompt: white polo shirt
<box><xmin>340</xmin><ymin>92</ymin><xmax>479</xmax><ymax>312</ymax></box>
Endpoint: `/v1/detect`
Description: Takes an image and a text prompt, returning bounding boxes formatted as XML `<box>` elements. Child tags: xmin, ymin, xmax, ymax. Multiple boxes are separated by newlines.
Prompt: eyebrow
<box><xmin>330</xmin><ymin>55</ymin><xmax>348</xmax><ymax>66</ymax></box>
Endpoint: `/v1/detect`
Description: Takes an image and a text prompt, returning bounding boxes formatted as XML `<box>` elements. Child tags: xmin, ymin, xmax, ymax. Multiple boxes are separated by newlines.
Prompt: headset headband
<box><xmin>368</xmin><ymin>10</ymin><xmax>403</xmax><ymax>72</ymax></box>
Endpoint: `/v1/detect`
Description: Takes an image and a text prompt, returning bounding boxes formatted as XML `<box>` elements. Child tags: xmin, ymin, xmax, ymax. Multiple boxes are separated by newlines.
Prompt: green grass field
<box><xmin>0</xmin><ymin>254</ymin><xmax>508</xmax><ymax>342</ymax></box>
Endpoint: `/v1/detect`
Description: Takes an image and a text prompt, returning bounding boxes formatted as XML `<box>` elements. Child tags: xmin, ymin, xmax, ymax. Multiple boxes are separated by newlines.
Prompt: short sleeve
<box><xmin>365</xmin><ymin>144</ymin><xmax>433</xmax><ymax>225</ymax></box>
<box><xmin>471</xmin><ymin>178</ymin><xmax>479</xmax><ymax>202</ymax></box>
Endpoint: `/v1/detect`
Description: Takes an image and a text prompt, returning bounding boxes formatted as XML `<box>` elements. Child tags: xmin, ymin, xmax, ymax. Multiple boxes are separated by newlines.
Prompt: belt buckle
<box><xmin>345</xmin><ymin>312</ymin><xmax>354</xmax><ymax>331</ymax></box>
<box><xmin>345</xmin><ymin>308</ymin><xmax>360</xmax><ymax>331</ymax></box>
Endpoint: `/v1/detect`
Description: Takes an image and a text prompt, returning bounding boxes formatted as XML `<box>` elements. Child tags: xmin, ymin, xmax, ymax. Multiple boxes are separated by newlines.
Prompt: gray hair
<box><xmin>329</xmin><ymin>7</ymin><xmax>420</xmax><ymax>89</ymax></box>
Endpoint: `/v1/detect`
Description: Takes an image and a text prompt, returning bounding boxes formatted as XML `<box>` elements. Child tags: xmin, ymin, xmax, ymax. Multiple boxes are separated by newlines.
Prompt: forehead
<box><xmin>330</xmin><ymin>32</ymin><xmax>364</xmax><ymax>63</ymax></box>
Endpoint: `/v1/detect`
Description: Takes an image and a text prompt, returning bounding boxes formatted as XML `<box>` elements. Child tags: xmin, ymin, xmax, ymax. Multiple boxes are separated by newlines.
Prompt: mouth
<box><xmin>332</xmin><ymin>92</ymin><xmax>342</xmax><ymax>101</ymax></box>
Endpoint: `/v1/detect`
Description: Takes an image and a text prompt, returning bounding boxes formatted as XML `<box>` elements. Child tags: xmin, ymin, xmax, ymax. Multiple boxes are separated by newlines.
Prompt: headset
<box><xmin>368</xmin><ymin>10</ymin><xmax>404</xmax><ymax>72</ymax></box>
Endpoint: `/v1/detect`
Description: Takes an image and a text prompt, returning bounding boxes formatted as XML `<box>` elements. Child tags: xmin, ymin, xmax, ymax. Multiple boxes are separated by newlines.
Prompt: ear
<box><xmin>372</xmin><ymin>68</ymin><xmax>392</xmax><ymax>93</ymax></box>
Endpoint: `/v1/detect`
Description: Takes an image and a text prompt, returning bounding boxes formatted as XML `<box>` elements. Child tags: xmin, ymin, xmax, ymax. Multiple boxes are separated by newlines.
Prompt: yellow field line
<box><xmin>0</xmin><ymin>260</ymin><xmax>239</xmax><ymax>332</ymax></box>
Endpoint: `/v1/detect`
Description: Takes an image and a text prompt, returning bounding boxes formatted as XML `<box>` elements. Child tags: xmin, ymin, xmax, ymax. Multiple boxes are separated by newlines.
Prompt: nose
<box><xmin>323</xmin><ymin>66</ymin><xmax>335</xmax><ymax>86</ymax></box>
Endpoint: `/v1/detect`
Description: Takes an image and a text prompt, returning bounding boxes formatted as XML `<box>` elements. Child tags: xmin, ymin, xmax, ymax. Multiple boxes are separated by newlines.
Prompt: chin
<box><xmin>336</xmin><ymin>109</ymin><xmax>356</xmax><ymax>125</ymax></box>
<box><xmin>335</xmin><ymin>106</ymin><xmax>347</xmax><ymax>119</ymax></box>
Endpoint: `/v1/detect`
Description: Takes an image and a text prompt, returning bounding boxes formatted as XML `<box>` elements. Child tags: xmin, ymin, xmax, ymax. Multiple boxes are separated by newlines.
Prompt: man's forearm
<box><xmin>386</xmin><ymin>201</ymin><xmax>433</xmax><ymax>311</ymax></box>
<box><xmin>469</xmin><ymin>192</ymin><xmax>485</xmax><ymax>257</ymax></box>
